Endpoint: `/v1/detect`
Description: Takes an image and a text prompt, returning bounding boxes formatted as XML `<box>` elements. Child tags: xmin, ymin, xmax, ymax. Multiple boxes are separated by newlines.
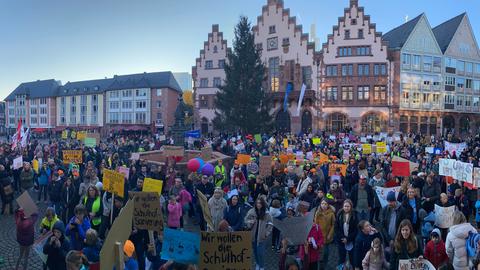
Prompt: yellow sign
<box><xmin>76</xmin><ymin>131</ymin><xmax>86</xmax><ymax>140</ymax></box>
<box><xmin>62</xmin><ymin>150</ymin><xmax>83</xmax><ymax>164</ymax></box>
<box><xmin>61</xmin><ymin>130</ymin><xmax>68</xmax><ymax>139</ymax></box>
<box><xmin>376</xmin><ymin>142</ymin><xmax>387</xmax><ymax>154</ymax></box>
<box><xmin>283</xmin><ymin>139</ymin><xmax>288</xmax><ymax>149</ymax></box>
<box><xmin>103</xmin><ymin>169</ymin><xmax>125</xmax><ymax>198</ymax></box>
<box><xmin>142</xmin><ymin>178</ymin><xmax>163</xmax><ymax>195</ymax></box>
<box><xmin>312</xmin><ymin>137</ymin><xmax>321</xmax><ymax>145</ymax></box>
<box><xmin>362</xmin><ymin>144</ymin><xmax>372</xmax><ymax>154</ymax></box>
<box><xmin>32</xmin><ymin>159</ymin><xmax>39</xmax><ymax>173</ymax></box>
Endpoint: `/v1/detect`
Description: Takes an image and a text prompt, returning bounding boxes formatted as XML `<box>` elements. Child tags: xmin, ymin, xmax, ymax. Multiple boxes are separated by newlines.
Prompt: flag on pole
<box><xmin>11</xmin><ymin>118</ymin><xmax>22</xmax><ymax>149</ymax></box>
<box><xmin>283</xmin><ymin>82</ymin><xmax>293</xmax><ymax>112</ymax></box>
<box><xmin>296</xmin><ymin>83</ymin><xmax>306</xmax><ymax>116</ymax></box>
<box><xmin>21</xmin><ymin>127</ymin><xmax>30</xmax><ymax>148</ymax></box>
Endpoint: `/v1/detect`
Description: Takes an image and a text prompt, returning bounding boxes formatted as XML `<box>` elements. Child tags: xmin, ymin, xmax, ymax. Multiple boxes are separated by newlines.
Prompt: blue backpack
<box><xmin>466</xmin><ymin>231</ymin><xmax>480</xmax><ymax>258</ymax></box>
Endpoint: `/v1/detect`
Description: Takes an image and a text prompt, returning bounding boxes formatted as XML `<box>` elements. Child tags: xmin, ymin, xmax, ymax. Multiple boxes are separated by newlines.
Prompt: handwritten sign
<box><xmin>328</xmin><ymin>164</ymin><xmax>347</xmax><ymax>176</ymax></box>
<box><xmin>142</xmin><ymin>178</ymin><xmax>163</xmax><ymax>195</ymax></box>
<box><xmin>434</xmin><ymin>204</ymin><xmax>455</xmax><ymax>229</ymax></box>
<box><xmin>362</xmin><ymin>144</ymin><xmax>372</xmax><ymax>154</ymax></box>
<box><xmin>70</xmin><ymin>130</ymin><xmax>77</xmax><ymax>139</ymax></box>
<box><xmin>254</xmin><ymin>134</ymin><xmax>262</xmax><ymax>144</ymax></box>
<box><xmin>103</xmin><ymin>169</ymin><xmax>125</xmax><ymax>198</ymax></box>
<box><xmin>474</xmin><ymin>168</ymin><xmax>480</xmax><ymax>188</ymax></box>
<box><xmin>259</xmin><ymin>156</ymin><xmax>272</xmax><ymax>177</ymax></box>
<box><xmin>13</xmin><ymin>156</ymin><xmax>23</xmax><ymax>169</ymax></box>
<box><xmin>376</xmin><ymin>142</ymin><xmax>386</xmax><ymax>154</ymax></box>
<box><xmin>62</xmin><ymin>150</ymin><xmax>82</xmax><ymax>164</ymax></box>
<box><xmin>319</xmin><ymin>153</ymin><xmax>329</xmax><ymax>164</ymax></box>
<box><xmin>32</xmin><ymin>159</ymin><xmax>39</xmax><ymax>173</ymax></box>
<box><xmin>312</xmin><ymin>137</ymin><xmax>321</xmax><ymax>145</ymax></box>
<box><xmin>375</xmin><ymin>186</ymin><xmax>401</xmax><ymax>208</ymax></box>
<box><xmin>399</xmin><ymin>259</ymin><xmax>435</xmax><ymax>270</ymax></box>
<box><xmin>131</xmin><ymin>152</ymin><xmax>140</xmax><ymax>160</ymax></box>
<box><xmin>444</xmin><ymin>141</ymin><xmax>467</xmax><ymax>155</ymax></box>
<box><xmin>76</xmin><ymin>131</ymin><xmax>86</xmax><ymax>140</ymax></box>
<box><xmin>236</xmin><ymin>154</ymin><xmax>251</xmax><ymax>165</ymax></box>
<box><xmin>283</xmin><ymin>139</ymin><xmax>289</xmax><ymax>149</ymax></box>
<box><xmin>16</xmin><ymin>191</ymin><xmax>38</xmax><ymax>217</ymax></box>
<box><xmin>163</xmin><ymin>145</ymin><xmax>184</xmax><ymax>157</ymax></box>
<box><xmin>131</xmin><ymin>192</ymin><xmax>163</xmax><ymax>232</ymax></box>
<box><xmin>161</xmin><ymin>228</ymin><xmax>200</xmax><ymax>264</ymax></box>
<box><xmin>84</xmin><ymin>137</ymin><xmax>96</xmax><ymax>147</ymax></box>
<box><xmin>439</xmin><ymin>158</ymin><xmax>473</xmax><ymax>183</ymax></box>
<box><xmin>197</xmin><ymin>190</ymin><xmax>214</xmax><ymax>230</ymax></box>
<box><xmin>61</xmin><ymin>130</ymin><xmax>68</xmax><ymax>139</ymax></box>
<box><xmin>199</xmin><ymin>232</ymin><xmax>251</xmax><ymax>270</ymax></box>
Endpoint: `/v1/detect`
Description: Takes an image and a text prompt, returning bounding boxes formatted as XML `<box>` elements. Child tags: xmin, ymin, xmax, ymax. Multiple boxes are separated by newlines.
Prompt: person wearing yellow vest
<box><xmin>40</xmin><ymin>207</ymin><xmax>60</xmax><ymax>234</ymax></box>
<box><xmin>214</xmin><ymin>159</ymin><xmax>227</xmax><ymax>188</ymax></box>
<box><xmin>83</xmin><ymin>185</ymin><xmax>103</xmax><ymax>231</ymax></box>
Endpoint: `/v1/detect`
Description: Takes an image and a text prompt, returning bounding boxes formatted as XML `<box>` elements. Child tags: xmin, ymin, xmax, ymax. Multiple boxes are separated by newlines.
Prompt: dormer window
<box><xmin>351</xmin><ymin>19</ymin><xmax>357</xmax><ymax>25</ymax></box>
<box><xmin>213</xmin><ymin>45</ymin><xmax>218</xmax><ymax>53</ymax></box>
<box><xmin>345</xmin><ymin>30</ymin><xmax>350</xmax><ymax>39</ymax></box>
<box><xmin>358</xmin><ymin>29</ymin><xmax>364</xmax><ymax>39</ymax></box>
<box><xmin>94</xmin><ymin>86</ymin><xmax>99</xmax><ymax>91</ymax></box>
<box><xmin>74</xmin><ymin>88</ymin><xmax>78</xmax><ymax>92</ymax></box>
<box><xmin>269</xmin><ymin>25</ymin><xmax>276</xmax><ymax>34</ymax></box>
<box><xmin>83</xmin><ymin>87</ymin><xmax>87</xmax><ymax>91</ymax></box>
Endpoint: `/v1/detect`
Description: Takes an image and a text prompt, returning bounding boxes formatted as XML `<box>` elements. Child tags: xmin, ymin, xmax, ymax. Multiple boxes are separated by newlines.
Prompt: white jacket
<box><xmin>446</xmin><ymin>222</ymin><xmax>477</xmax><ymax>270</ymax></box>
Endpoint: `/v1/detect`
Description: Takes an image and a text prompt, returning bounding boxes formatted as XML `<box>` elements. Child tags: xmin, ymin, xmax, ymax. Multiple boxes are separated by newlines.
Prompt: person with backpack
<box><xmin>446</xmin><ymin>211</ymin><xmax>477</xmax><ymax>270</ymax></box>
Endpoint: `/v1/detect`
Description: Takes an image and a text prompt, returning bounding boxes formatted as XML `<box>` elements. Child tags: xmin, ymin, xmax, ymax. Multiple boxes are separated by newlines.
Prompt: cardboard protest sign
<box><xmin>103</xmin><ymin>169</ymin><xmax>125</xmax><ymax>198</ymax></box>
<box><xmin>131</xmin><ymin>192</ymin><xmax>163</xmax><ymax>232</ymax></box>
<box><xmin>392</xmin><ymin>156</ymin><xmax>418</xmax><ymax>176</ymax></box>
<box><xmin>425</xmin><ymin>147</ymin><xmax>434</xmax><ymax>154</ymax></box>
<box><xmin>444</xmin><ymin>141</ymin><xmax>467</xmax><ymax>155</ymax></box>
<box><xmin>33</xmin><ymin>231</ymin><xmax>52</xmax><ymax>263</ymax></box>
<box><xmin>32</xmin><ymin>159</ymin><xmax>39</xmax><ymax>173</ymax></box>
<box><xmin>312</xmin><ymin>137</ymin><xmax>321</xmax><ymax>145</ymax></box>
<box><xmin>118</xmin><ymin>166</ymin><xmax>130</xmax><ymax>179</ymax></box>
<box><xmin>283</xmin><ymin>138</ymin><xmax>289</xmax><ymax>149</ymax></box>
<box><xmin>254</xmin><ymin>134</ymin><xmax>262</xmax><ymax>144</ymax></box>
<box><xmin>399</xmin><ymin>259</ymin><xmax>435</xmax><ymax>270</ymax></box>
<box><xmin>474</xmin><ymin>168</ymin><xmax>480</xmax><ymax>188</ymax></box>
<box><xmin>236</xmin><ymin>154</ymin><xmax>251</xmax><ymax>165</ymax></box>
<box><xmin>13</xmin><ymin>156</ymin><xmax>23</xmax><ymax>169</ymax></box>
<box><xmin>375</xmin><ymin>186</ymin><xmax>401</xmax><ymax>208</ymax></box>
<box><xmin>84</xmin><ymin>137</ymin><xmax>96</xmax><ymax>147</ymax></box>
<box><xmin>362</xmin><ymin>144</ymin><xmax>372</xmax><ymax>154</ymax></box>
<box><xmin>319</xmin><ymin>153</ymin><xmax>329</xmax><ymax>164</ymax></box>
<box><xmin>16</xmin><ymin>191</ymin><xmax>38</xmax><ymax>217</ymax></box>
<box><xmin>439</xmin><ymin>158</ymin><xmax>473</xmax><ymax>183</ymax></box>
<box><xmin>86</xmin><ymin>133</ymin><xmax>101</xmax><ymax>145</ymax></box>
<box><xmin>201</xmin><ymin>147</ymin><xmax>212</xmax><ymax>161</ymax></box>
<box><xmin>434</xmin><ymin>204</ymin><xmax>455</xmax><ymax>229</ymax></box>
<box><xmin>273</xmin><ymin>210</ymin><xmax>315</xmax><ymax>245</ymax></box>
<box><xmin>199</xmin><ymin>231</ymin><xmax>252</xmax><ymax>270</ymax></box>
<box><xmin>142</xmin><ymin>178</ymin><xmax>163</xmax><ymax>195</ymax></box>
<box><xmin>197</xmin><ymin>190</ymin><xmax>214</xmax><ymax>230</ymax></box>
<box><xmin>100</xmin><ymin>199</ymin><xmax>134</xmax><ymax>270</ymax></box>
<box><xmin>376</xmin><ymin>142</ymin><xmax>386</xmax><ymax>154</ymax></box>
<box><xmin>328</xmin><ymin>164</ymin><xmax>347</xmax><ymax>176</ymax></box>
<box><xmin>62</xmin><ymin>150</ymin><xmax>82</xmax><ymax>164</ymax></box>
<box><xmin>161</xmin><ymin>228</ymin><xmax>200</xmax><ymax>264</ymax></box>
<box><xmin>61</xmin><ymin>130</ymin><xmax>68</xmax><ymax>139</ymax></box>
<box><xmin>76</xmin><ymin>131</ymin><xmax>86</xmax><ymax>140</ymax></box>
<box><xmin>163</xmin><ymin>145</ymin><xmax>184</xmax><ymax>157</ymax></box>
<box><xmin>306</xmin><ymin>151</ymin><xmax>314</xmax><ymax>161</ymax></box>
<box><xmin>259</xmin><ymin>156</ymin><xmax>272</xmax><ymax>177</ymax></box>
<box><xmin>131</xmin><ymin>152</ymin><xmax>140</xmax><ymax>160</ymax></box>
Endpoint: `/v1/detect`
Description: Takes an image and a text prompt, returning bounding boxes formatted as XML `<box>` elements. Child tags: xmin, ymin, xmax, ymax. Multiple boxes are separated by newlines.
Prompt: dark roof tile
<box><xmin>383</xmin><ymin>14</ymin><xmax>423</xmax><ymax>50</ymax></box>
<box><xmin>432</xmin><ymin>13</ymin><xmax>466</xmax><ymax>53</ymax></box>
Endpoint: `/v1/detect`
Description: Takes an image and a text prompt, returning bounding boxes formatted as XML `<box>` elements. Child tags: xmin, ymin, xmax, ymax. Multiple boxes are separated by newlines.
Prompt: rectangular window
<box><xmin>156</xmin><ymin>112</ymin><xmax>162</xmax><ymax>120</ymax></box>
<box><xmin>121</xmin><ymin>112</ymin><xmax>133</xmax><ymax>124</ymax></box>
<box><xmin>357</xmin><ymin>86</ymin><xmax>370</xmax><ymax>100</ymax></box>
<box><xmin>445</xmin><ymin>95</ymin><xmax>455</xmax><ymax>104</ymax></box>
<box><xmin>269</xmin><ymin>25</ymin><xmax>276</xmax><ymax>34</ymax></box>
<box><xmin>40</xmin><ymin>107</ymin><xmax>47</xmax><ymax>115</ymax></box>
<box><xmin>345</xmin><ymin>30</ymin><xmax>350</xmax><ymax>39</ymax></box>
<box><xmin>205</xmin><ymin>60</ymin><xmax>213</xmax><ymax>69</ymax></box>
<box><xmin>474</xmin><ymin>80</ymin><xmax>480</xmax><ymax>93</ymax></box>
<box><xmin>269</xmin><ymin>57</ymin><xmax>280</xmax><ymax>91</ymax></box>
<box><xmin>446</xmin><ymin>57</ymin><xmax>456</xmax><ymax>68</ymax></box>
<box><xmin>218</xmin><ymin>60</ymin><xmax>225</xmax><ymax>69</ymax></box>
<box><xmin>108</xmin><ymin>113</ymin><xmax>119</xmax><ymax>124</ymax></box>
<box><xmin>374</xmin><ymin>86</ymin><xmax>387</xmax><ymax>100</ymax></box>
<box><xmin>40</xmin><ymin>117</ymin><xmax>47</xmax><ymax>125</ymax></box>
<box><xmin>213</xmin><ymin>77</ymin><xmax>221</xmax><ymax>87</ymax></box>
<box><xmin>136</xmin><ymin>89</ymin><xmax>147</xmax><ymax>97</ymax></box>
<box><xmin>30</xmin><ymin>118</ymin><xmax>37</xmax><ymax>125</ymax></box>
<box><xmin>135</xmin><ymin>112</ymin><xmax>146</xmax><ymax>124</ymax></box>
<box><xmin>110</xmin><ymin>102</ymin><xmax>119</xmax><ymax>109</ymax></box>
<box><xmin>122</xmin><ymin>90</ymin><xmax>132</xmax><ymax>97</ymax></box>
<box><xmin>156</xmin><ymin>101</ymin><xmax>161</xmax><ymax>108</ymax></box>
<box><xmin>457</xmin><ymin>60</ymin><xmax>465</xmax><ymax>73</ymax></box>
<box><xmin>457</xmin><ymin>78</ymin><xmax>465</xmax><ymax>89</ymax></box>
<box><xmin>466</xmin><ymin>79</ymin><xmax>472</xmax><ymax>89</ymax></box>
<box><xmin>412</xmin><ymin>92</ymin><xmax>420</xmax><ymax>106</ymax></box>
<box><xmin>358</xmin><ymin>29</ymin><xmax>364</xmax><ymax>39</ymax></box>
<box><xmin>109</xmin><ymin>91</ymin><xmax>119</xmax><ymax>98</ymax></box>
<box><xmin>433</xmin><ymin>57</ymin><xmax>442</xmax><ymax>72</ymax></box>
<box><xmin>122</xmin><ymin>101</ymin><xmax>132</xmax><ymax>109</ymax></box>
<box><xmin>402</xmin><ymin>54</ymin><xmax>411</xmax><ymax>69</ymax></box>
<box><xmin>475</xmin><ymin>63</ymin><xmax>480</xmax><ymax>75</ymax></box>
<box><xmin>355</xmin><ymin>46</ymin><xmax>370</xmax><ymax>56</ymax></box>
<box><xmin>474</xmin><ymin>97</ymin><xmax>480</xmax><ymax>108</ymax></box>
<box><xmin>326</xmin><ymin>65</ymin><xmax>337</xmax><ymax>76</ymax></box>
<box><xmin>326</xmin><ymin>87</ymin><xmax>338</xmax><ymax>101</ymax></box>
<box><xmin>341</xmin><ymin>86</ymin><xmax>353</xmax><ymax>101</ymax></box>
<box><xmin>445</xmin><ymin>76</ymin><xmax>456</xmax><ymax>86</ymax></box>
<box><xmin>40</xmin><ymin>98</ymin><xmax>47</xmax><ymax>105</ymax></box>
<box><xmin>136</xmin><ymin>101</ymin><xmax>147</xmax><ymax>109</ymax></box>
<box><xmin>200</xmin><ymin>78</ymin><xmax>208</xmax><ymax>87</ymax></box>
<box><xmin>199</xmin><ymin>95</ymin><xmax>208</xmax><ymax>108</ymax></box>
<box><xmin>465</xmin><ymin>96</ymin><xmax>472</xmax><ymax>107</ymax></box>
<box><xmin>412</xmin><ymin>55</ymin><xmax>421</xmax><ymax>70</ymax></box>
<box><xmin>466</xmin><ymin>62</ymin><xmax>473</xmax><ymax>73</ymax></box>
<box><xmin>338</xmin><ymin>47</ymin><xmax>353</xmax><ymax>57</ymax></box>
<box><xmin>423</xmin><ymin>56</ymin><xmax>432</xmax><ymax>72</ymax></box>
<box><xmin>348</xmin><ymin>64</ymin><xmax>353</xmax><ymax>76</ymax></box>
<box><xmin>30</xmin><ymin>108</ymin><xmax>37</xmax><ymax>115</ymax></box>
<box><xmin>457</xmin><ymin>95</ymin><xmax>464</xmax><ymax>106</ymax></box>
<box><xmin>302</xmin><ymin>66</ymin><xmax>312</xmax><ymax>89</ymax></box>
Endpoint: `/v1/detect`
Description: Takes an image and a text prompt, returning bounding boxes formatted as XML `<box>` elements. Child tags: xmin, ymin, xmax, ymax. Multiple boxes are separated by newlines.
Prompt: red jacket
<box><xmin>424</xmin><ymin>239</ymin><xmax>448</xmax><ymax>268</ymax></box>
<box><xmin>299</xmin><ymin>224</ymin><xmax>324</xmax><ymax>264</ymax></box>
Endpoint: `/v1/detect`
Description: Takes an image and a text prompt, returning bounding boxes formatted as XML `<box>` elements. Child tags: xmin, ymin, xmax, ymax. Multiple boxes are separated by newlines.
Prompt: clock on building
<box><xmin>267</xmin><ymin>37</ymin><xmax>278</xmax><ymax>51</ymax></box>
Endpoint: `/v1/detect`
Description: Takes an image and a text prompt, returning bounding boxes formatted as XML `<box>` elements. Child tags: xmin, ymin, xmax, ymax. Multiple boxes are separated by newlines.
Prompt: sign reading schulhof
<box><xmin>199</xmin><ymin>231</ymin><xmax>251</xmax><ymax>270</ymax></box>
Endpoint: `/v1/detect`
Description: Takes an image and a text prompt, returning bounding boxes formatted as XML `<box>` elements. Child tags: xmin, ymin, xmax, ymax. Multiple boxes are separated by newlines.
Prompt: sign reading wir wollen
<box><xmin>199</xmin><ymin>231</ymin><xmax>251</xmax><ymax>270</ymax></box>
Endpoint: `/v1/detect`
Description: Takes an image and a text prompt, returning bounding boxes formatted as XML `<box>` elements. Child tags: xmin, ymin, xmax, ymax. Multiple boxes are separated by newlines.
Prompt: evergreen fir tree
<box><xmin>213</xmin><ymin>16</ymin><xmax>273</xmax><ymax>133</ymax></box>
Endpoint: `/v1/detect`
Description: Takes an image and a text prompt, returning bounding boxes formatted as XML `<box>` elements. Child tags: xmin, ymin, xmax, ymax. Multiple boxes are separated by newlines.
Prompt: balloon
<box><xmin>195</xmin><ymin>158</ymin><xmax>205</xmax><ymax>173</ymax></box>
<box><xmin>201</xmin><ymin>163</ymin><xmax>214</xmax><ymax>176</ymax></box>
<box><xmin>187</xmin><ymin>159</ymin><xmax>200</xmax><ymax>172</ymax></box>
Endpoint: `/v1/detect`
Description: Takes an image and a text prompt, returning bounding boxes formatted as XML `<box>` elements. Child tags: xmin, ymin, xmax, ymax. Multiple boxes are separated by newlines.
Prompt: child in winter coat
<box><xmin>43</xmin><ymin>221</ymin><xmax>70</xmax><ymax>270</ymax></box>
<box><xmin>361</xmin><ymin>237</ymin><xmax>389</xmax><ymax>270</ymax></box>
<box><xmin>167</xmin><ymin>195</ymin><xmax>182</xmax><ymax>229</ymax></box>
<box><xmin>66</xmin><ymin>204</ymin><xmax>91</xmax><ymax>251</ymax></box>
<box><xmin>424</xmin><ymin>228</ymin><xmax>448</xmax><ymax>269</ymax></box>
<box><xmin>82</xmin><ymin>229</ymin><xmax>101</xmax><ymax>266</ymax></box>
<box><xmin>15</xmin><ymin>208</ymin><xmax>39</xmax><ymax>270</ymax></box>
<box><xmin>123</xmin><ymin>240</ymin><xmax>139</xmax><ymax>270</ymax></box>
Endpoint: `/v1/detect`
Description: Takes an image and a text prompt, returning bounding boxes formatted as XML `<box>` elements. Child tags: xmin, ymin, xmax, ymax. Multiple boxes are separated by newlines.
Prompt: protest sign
<box><xmin>117</xmin><ymin>166</ymin><xmax>130</xmax><ymax>179</ymax></box>
<box><xmin>131</xmin><ymin>152</ymin><xmax>140</xmax><ymax>160</ymax></box>
<box><xmin>312</xmin><ymin>137</ymin><xmax>321</xmax><ymax>145</ymax></box>
<box><xmin>61</xmin><ymin>130</ymin><xmax>68</xmax><ymax>139</ymax></box>
<box><xmin>376</xmin><ymin>142</ymin><xmax>386</xmax><ymax>154</ymax></box>
<box><xmin>434</xmin><ymin>204</ymin><xmax>455</xmax><ymax>229</ymax></box>
<box><xmin>103</xmin><ymin>169</ymin><xmax>125</xmax><ymax>198</ymax></box>
<box><xmin>199</xmin><ymin>231</ymin><xmax>251</xmax><ymax>270</ymax></box>
<box><xmin>87</xmin><ymin>133</ymin><xmax>101</xmax><ymax>145</ymax></box>
<box><xmin>163</xmin><ymin>145</ymin><xmax>184</xmax><ymax>157</ymax></box>
<box><xmin>375</xmin><ymin>186</ymin><xmax>401</xmax><ymax>208</ymax></box>
<box><xmin>360</xmin><ymin>137</ymin><xmax>367</xmax><ymax>143</ymax></box>
<box><xmin>474</xmin><ymin>168</ymin><xmax>480</xmax><ymax>187</ymax></box>
<box><xmin>236</xmin><ymin>154</ymin><xmax>251</xmax><ymax>165</ymax></box>
<box><xmin>319</xmin><ymin>153</ymin><xmax>329</xmax><ymax>164</ymax></box>
<box><xmin>392</xmin><ymin>156</ymin><xmax>418</xmax><ymax>177</ymax></box>
<box><xmin>439</xmin><ymin>158</ymin><xmax>473</xmax><ymax>183</ymax></box>
<box><xmin>247</xmin><ymin>162</ymin><xmax>258</xmax><ymax>174</ymax></box>
<box><xmin>306</xmin><ymin>151</ymin><xmax>313</xmax><ymax>161</ymax></box>
<box><xmin>162</xmin><ymin>228</ymin><xmax>200</xmax><ymax>264</ymax></box>
<box><xmin>13</xmin><ymin>156</ymin><xmax>23</xmax><ymax>169</ymax></box>
<box><xmin>273</xmin><ymin>210</ymin><xmax>314</xmax><ymax>245</ymax></box>
<box><xmin>445</xmin><ymin>141</ymin><xmax>467</xmax><ymax>155</ymax></box>
<box><xmin>295</xmin><ymin>151</ymin><xmax>304</xmax><ymax>162</ymax></box>
<box><xmin>254</xmin><ymin>134</ymin><xmax>262</xmax><ymax>144</ymax></box>
<box><xmin>279</xmin><ymin>154</ymin><xmax>289</xmax><ymax>164</ymax></box>
<box><xmin>100</xmin><ymin>199</ymin><xmax>134</xmax><ymax>270</ymax></box>
<box><xmin>201</xmin><ymin>147</ymin><xmax>212</xmax><ymax>161</ymax></box>
<box><xmin>16</xmin><ymin>191</ymin><xmax>38</xmax><ymax>217</ymax></box>
<box><xmin>62</xmin><ymin>150</ymin><xmax>82</xmax><ymax>164</ymax></box>
<box><xmin>33</xmin><ymin>231</ymin><xmax>52</xmax><ymax>263</ymax></box>
<box><xmin>328</xmin><ymin>164</ymin><xmax>347</xmax><ymax>176</ymax></box>
<box><xmin>84</xmin><ymin>137</ymin><xmax>96</xmax><ymax>147</ymax></box>
<box><xmin>406</xmin><ymin>137</ymin><xmax>414</xmax><ymax>144</ymax></box>
<box><xmin>399</xmin><ymin>259</ymin><xmax>435</xmax><ymax>270</ymax></box>
<box><xmin>425</xmin><ymin>147</ymin><xmax>434</xmax><ymax>154</ymax></box>
<box><xmin>362</xmin><ymin>144</ymin><xmax>372</xmax><ymax>154</ymax></box>
<box><xmin>131</xmin><ymin>192</ymin><xmax>163</xmax><ymax>232</ymax></box>
<box><xmin>283</xmin><ymin>138</ymin><xmax>289</xmax><ymax>148</ymax></box>
<box><xmin>343</xmin><ymin>149</ymin><xmax>350</xmax><ymax>160</ymax></box>
<box><xmin>32</xmin><ymin>159</ymin><xmax>39</xmax><ymax>173</ymax></box>
<box><xmin>76</xmin><ymin>131</ymin><xmax>86</xmax><ymax>140</ymax></box>
<box><xmin>329</xmin><ymin>135</ymin><xmax>336</xmax><ymax>140</ymax></box>
<box><xmin>197</xmin><ymin>190</ymin><xmax>214</xmax><ymax>230</ymax></box>
<box><xmin>259</xmin><ymin>156</ymin><xmax>272</xmax><ymax>178</ymax></box>
<box><xmin>142</xmin><ymin>178</ymin><xmax>163</xmax><ymax>195</ymax></box>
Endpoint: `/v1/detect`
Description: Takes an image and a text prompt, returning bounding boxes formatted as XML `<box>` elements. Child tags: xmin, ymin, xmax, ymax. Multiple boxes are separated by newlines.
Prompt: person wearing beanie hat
<box><xmin>43</xmin><ymin>221</ymin><xmax>70</xmax><ymax>270</ymax></box>
<box><xmin>123</xmin><ymin>240</ymin><xmax>139</xmax><ymax>270</ymax></box>
<box><xmin>424</xmin><ymin>227</ymin><xmax>448</xmax><ymax>268</ymax></box>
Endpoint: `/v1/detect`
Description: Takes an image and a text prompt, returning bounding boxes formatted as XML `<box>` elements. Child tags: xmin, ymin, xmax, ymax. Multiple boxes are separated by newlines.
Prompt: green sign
<box><xmin>254</xmin><ymin>134</ymin><xmax>262</xmax><ymax>144</ymax></box>
<box><xmin>84</xmin><ymin>137</ymin><xmax>96</xmax><ymax>147</ymax></box>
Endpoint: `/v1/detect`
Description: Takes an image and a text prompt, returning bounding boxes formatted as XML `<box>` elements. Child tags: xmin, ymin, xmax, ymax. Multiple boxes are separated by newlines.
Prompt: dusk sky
<box><xmin>1</xmin><ymin>0</ymin><xmax>479</xmax><ymax>99</ymax></box>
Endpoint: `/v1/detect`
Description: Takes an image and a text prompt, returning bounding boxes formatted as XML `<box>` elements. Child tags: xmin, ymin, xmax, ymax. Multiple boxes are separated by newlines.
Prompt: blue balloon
<box><xmin>195</xmin><ymin>158</ymin><xmax>205</xmax><ymax>173</ymax></box>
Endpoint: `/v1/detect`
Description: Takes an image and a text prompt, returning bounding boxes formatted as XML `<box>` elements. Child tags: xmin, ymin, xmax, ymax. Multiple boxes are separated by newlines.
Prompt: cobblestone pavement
<box><xmin>0</xmin><ymin>191</ymin><xmax>339</xmax><ymax>270</ymax></box>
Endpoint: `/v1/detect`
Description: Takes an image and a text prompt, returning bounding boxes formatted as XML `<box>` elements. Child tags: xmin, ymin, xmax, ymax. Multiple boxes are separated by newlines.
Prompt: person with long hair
<box><xmin>399</xmin><ymin>187</ymin><xmax>422</xmax><ymax>233</ymax></box>
<box><xmin>335</xmin><ymin>199</ymin><xmax>358</xmax><ymax>268</ymax></box>
<box><xmin>244</xmin><ymin>196</ymin><xmax>273</xmax><ymax>270</ymax></box>
<box><xmin>445</xmin><ymin>211</ymin><xmax>477</xmax><ymax>270</ymax></box>
<box><xmin>353</xmin><ymin>220</ymin><xmax>381</xmax><ymax>269</ymax></box>
<box><xmin>82</xmin><ymin>185</ymin><xmax>103</xmax><ymax>232</ymax></box>
<box><xmin>362</xmin><ymin>237</ymin><xmax>390</xmax><ymax>270</ymax></box>
<box><xmin>314</xmin><ymin>199</ymin><xmax>335</xmax><ymax>268</ymax></box>
<box><xmin>389</xmin><ymin>219</ymin><xmax>423</xmax><ymax>270</ymax></box>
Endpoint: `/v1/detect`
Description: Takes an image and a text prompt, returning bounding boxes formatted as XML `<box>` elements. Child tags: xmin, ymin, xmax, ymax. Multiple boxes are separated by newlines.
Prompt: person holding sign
<box><xmin>244</xmin><ymin>196</ymin><xmax>273</xmax><ymax>270</ymax></box>
<box><xmin>390</xmin><ymin>219</ymin><xmax>423</xmax><ymax>270</ymax></box>
<box><xmin>15</xmin><ymin>208</ymin><xmax>39</xmax><ymax>270</ymax></box>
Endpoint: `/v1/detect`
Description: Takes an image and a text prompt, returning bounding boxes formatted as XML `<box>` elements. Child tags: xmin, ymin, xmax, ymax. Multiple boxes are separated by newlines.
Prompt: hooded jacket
<box><xmin>43</xmin><ymin>221</ymin><xmax>70</xmax><ymax>270</ymax></box>
<box><xmin>446</xmin><ymin>222</ymin><xmax>477</xmax><ymax>270</ymax></box>
<box><xmin>424</xmin><ymin>238</ymin><xmax>448</xmax><ymax>269</ymax></box>
<box><xmin>15</xmin><ymin>210</ymin><xmax>38</xmax><ymax>246</ymax></box>
<box><xmin>314</xmin><ymin>206</ymin><xmax>335</xmax><ymax>244</ymax></box>
<box><xmin>224</xmin><ymin>202</ymin><xmax>246</xmax><ymax>231</ymax></box>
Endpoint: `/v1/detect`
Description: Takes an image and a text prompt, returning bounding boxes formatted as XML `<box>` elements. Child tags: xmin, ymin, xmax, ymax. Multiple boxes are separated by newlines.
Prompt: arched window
<box><xmin>460</xmin><ymin>116</ymin><xmax>470</xmax><ymax>134</ymax></box>
<box><xmin>361</xmin><ymin>112</ymin><xmax>386</xmax><ymax>133</ymax></box>
<box><xmin>420</xmin><ymin>116</ymin><xmax>428</xmax><ymax>134</ymax></box>
<box><xmin>410</xmin><ymin>116</ymin><xmax>418</xmax><ymax>133</ymax></box>
<box><xmin>213</xmin><ymin>45</ymin><xmax>218</xmax><ymax>53</ymax></box>
<box><xmin>429</xmin><ymin>117</ymin><xmax>437</xmax><ymax>136</ymax></box>
<box><xmin>327</xmin><ymin>113</ymin><xmax>348</xmax><ymax>132</ymax></box>
<box><xmin>399</xmin><ymin>115</ymin><xmax>408</xmax><ymax>133</ymax></box>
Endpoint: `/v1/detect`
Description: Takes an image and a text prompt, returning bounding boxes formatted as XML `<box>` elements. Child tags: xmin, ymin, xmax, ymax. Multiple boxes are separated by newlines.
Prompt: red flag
<box><xmin>16</xmin><ymin>118</ymin><xmax>22</xmax><ymax>142</ymax></box>
<box><xmin>392</xmin><ymin>161</ymin><xmax>410</xmax><ymax>177</ymax></box>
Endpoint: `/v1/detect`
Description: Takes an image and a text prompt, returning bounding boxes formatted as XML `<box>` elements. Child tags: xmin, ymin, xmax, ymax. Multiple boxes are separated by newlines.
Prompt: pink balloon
<box><xmin>187</xmin><ymin>158</ymin><xmax>200</xmax><ymax>172</ymax></box>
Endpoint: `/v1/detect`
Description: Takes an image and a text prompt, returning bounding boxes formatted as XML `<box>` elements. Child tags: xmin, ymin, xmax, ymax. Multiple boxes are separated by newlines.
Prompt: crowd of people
<box><xmin>2</xmin><ymin>130</ymin><xmax>480</xmax><ymax>270</ymax></box>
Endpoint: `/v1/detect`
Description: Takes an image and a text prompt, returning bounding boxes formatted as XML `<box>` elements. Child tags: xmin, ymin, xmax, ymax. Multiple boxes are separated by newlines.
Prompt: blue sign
<box><xmin>161</xmin><ymin>228</ymin><xmax>200</xmax><ymax>264</ymax></box>
<box><xmin>185</xmin><ymin>130</ymin><xmax>201</xmax><ymax>138</ymax></box>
